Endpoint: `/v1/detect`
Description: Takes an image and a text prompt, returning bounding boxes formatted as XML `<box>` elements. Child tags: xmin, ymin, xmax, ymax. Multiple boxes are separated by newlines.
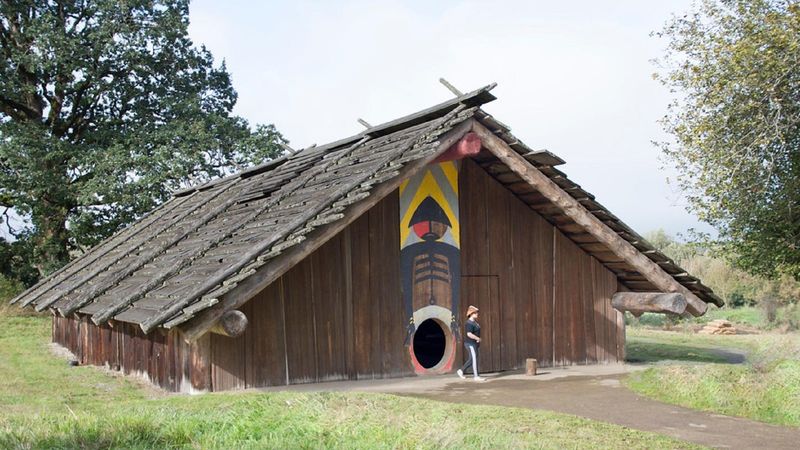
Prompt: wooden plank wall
<box><xmin>51</xmin><ymin>314</ymin><xmax>211</xmax><ymax>392</ymax></box>
<box><xmin>459</xmin><ymin>159</ymin><xmax>623</xmax><ymax>369</ymax></box>
<box><xmin>205</xmin><ymin>191</ymin><xmax>412</xmax><ymax>391</ymax></box>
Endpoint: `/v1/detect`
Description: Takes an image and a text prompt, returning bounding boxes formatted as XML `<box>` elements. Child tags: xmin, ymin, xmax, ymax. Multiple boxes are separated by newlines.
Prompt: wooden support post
<box><xmin>525</xmin><ymin>358</ymin><xmax>537</xmax><ymax>376</ymax></box>
<box><xmin>471</xmin><ymin>119</ymin><xmax>709</xmax><ymax>316</ymax></box>
<box><xmin>209</xmin><ymin>310</ymin><xmax>248</xmax><ymax>338</ymax></box>
<box><xmin>188</xmin><ymin>333</ymin><xmax>211</xmax><ymax>392</ymax></box>
<box><xmin>611</xmin><ymin>292</ymin><xmax>687</xmax><ymax>317</ymax></box>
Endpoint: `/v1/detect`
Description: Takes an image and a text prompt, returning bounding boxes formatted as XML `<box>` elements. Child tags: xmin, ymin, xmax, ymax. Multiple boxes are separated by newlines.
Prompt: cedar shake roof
<box><xmin>12</xmin><ymin>84</ymin><xmax>722</xmax><ymax>336</ymax></box>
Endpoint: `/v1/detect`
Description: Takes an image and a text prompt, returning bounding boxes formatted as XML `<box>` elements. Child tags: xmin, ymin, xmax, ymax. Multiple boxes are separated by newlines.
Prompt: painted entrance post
<box><xmin>400</xmin><ymin>160</ymin><xmax>461</xmax><ymax>374</ymax></box>
<box><xmin>399</xmin><ymin>132</ymin><xmax>481</xmax><ymax>374</ymax></box>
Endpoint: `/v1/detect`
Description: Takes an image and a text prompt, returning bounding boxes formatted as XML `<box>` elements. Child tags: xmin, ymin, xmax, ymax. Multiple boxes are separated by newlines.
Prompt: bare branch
<box><xmin>1</xmin><ymin>207</ymin><xmax>21</xmax><ymax>238</ymax></box>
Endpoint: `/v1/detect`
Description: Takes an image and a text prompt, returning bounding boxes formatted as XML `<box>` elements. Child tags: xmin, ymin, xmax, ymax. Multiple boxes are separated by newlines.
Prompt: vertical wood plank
<box><xmin>510</xmin><ymin>188</ymin><xmax>535</xmax><ymax>367</ymax></box>
<box><xmin>122</xmin><ymin>324</ymin><xmax>133</xmax><ymax>375</ymax></box>
<box><xmin>150</xmin><ymin>329</ymin><xmax>166</xmax><ymax>387</ymax></box>
<box><xmin>349</xmin><ymin>213</ymin><xmax>378</xmax><ymax>378</ymax></box>
<box><xmin>573</xmin><ymin>243</ymin><xmax>587</xmax><ymax>364</ymax></box>
<box><xmin>534</xmin><ymin>217</ymin><xmax>555</xmax><ymax>368</ymax></box>
<box><xmin>244</xmin><ymin>281</ymin><xmax>288</xmax><ymax>388</ymax></box>
<box><xmin>552</xmin><ymin>232</ymin><xmax>567</xmax><ymax>366</ymax></box>
<box><xmin>282</xmin><ymin>259</ymin><xmax>318</xmax><ymax>384</ymax></box>
<box><xmin>459</xmin><ymin>159</ymin><xmax>491</xmax><ymax>277</ymax></box>
<box><xmin>582</xmin><ymin>255</ymin><xmax>597</xmax><ymax>364</ymax></box>
<box><xmin>342</xmin><ymin>227</ymin><xmax>356</xmax><ymax>380</ymax></box>
<box><xmin>370</xmin><ymin>191</ymin><xmax>408</xmax><ymax>378</ymax></box>
<box><xmin>190</xmin><ymin>333</ymin><xmax>211</xmax><ymax>391</ymax></box>
<box><xmin>487</xmin><ymin>176</ymin><xmax>516</xmax><ymax>370</ymax></box>
<box><xmin>310</xmin><ymin>234</ymin><xmax>348</xmax><ymax>382</ymax></box>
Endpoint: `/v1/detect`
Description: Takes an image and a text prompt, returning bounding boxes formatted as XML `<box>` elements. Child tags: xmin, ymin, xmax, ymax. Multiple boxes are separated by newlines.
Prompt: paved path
<box><xmin>256</xmin><ymin>364</ymin><xmax>800</xmax><ymax>449</ymax></box>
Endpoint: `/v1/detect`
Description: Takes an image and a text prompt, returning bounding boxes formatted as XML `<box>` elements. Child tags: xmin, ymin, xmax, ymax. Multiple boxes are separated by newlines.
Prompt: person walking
<box><xmin>457</xmin><ymin>305</ymin><xmax>485</xmax><ymax>381</ymax></box>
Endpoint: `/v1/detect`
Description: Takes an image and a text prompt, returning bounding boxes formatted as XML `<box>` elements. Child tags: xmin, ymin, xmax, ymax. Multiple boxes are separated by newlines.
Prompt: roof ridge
<box><xmin>171</xmin><ymin>84</ymin><xmax>497</xmax><ymax>198</ymax></box>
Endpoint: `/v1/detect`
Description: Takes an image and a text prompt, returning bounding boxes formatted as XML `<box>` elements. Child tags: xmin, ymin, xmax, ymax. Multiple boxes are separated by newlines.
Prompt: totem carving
<box><xmin>399</xmin><ymin>160</ymin><xmax>460</xmax><ymax>373</ymax></box>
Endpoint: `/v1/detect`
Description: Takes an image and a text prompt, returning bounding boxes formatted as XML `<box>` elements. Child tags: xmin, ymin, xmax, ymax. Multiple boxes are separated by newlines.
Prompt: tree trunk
<box><xmin>35</xmin><ymin>200</ymin><xmax>71</xmax><ymax>275</ymax></box>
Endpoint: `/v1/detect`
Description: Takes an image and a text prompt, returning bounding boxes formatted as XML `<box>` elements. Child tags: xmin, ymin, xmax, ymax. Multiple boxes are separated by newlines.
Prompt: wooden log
<box><xmin>189</xmin><ymin>334</ymin><xmax>211</xmax><ymax>392</ymax></box>
<box><xmin>209</xmin><ymin>310</ymin><xmax>248</xmax><ymax>338</ymax></box>
<box><xmin>611</xmin><ymin>292</ymin><xmax>687</xmax><ymax>317</ymax></box>
<box><xmin>525</xmin><ymin>358</ymin><xmax>537</xmax><ymax>376</ymax></box>
<box><xmin>180</xmin><ymin>118</ymin><xmax>476</xmax><ymax>342</ymax></box>
<box><xmin>472</xmin><ymin>120</ymin><xmax>709</xmax><ymax>317</ymax></box>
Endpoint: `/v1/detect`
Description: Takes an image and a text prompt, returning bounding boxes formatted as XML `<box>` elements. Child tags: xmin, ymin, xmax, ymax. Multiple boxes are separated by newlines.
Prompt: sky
<box><xmin>186</xmin><ymin>0</ymin><xmax>712</xmax><ymax>239</ymax></box>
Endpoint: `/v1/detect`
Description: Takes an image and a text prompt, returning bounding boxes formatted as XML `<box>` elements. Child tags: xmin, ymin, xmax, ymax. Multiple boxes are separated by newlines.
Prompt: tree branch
<box><xmin>0</xmin><ymin>96</ymin><xmax>38</xmax><ymax>121</ymax></box>
<box><xmin>1</xmin><ymin>207</ymin><xmax>22</xmax><ymax>239</ymax></box>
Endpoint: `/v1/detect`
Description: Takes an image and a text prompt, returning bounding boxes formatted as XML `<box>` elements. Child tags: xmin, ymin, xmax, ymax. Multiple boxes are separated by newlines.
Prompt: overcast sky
<box><xmin>187</xmin><ymin>0</ymin><xmax>711</xmax><ymax>239</ymax></box>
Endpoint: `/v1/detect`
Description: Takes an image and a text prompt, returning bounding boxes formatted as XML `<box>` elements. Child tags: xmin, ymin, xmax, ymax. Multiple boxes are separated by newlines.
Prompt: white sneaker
<box><xmin>473</xmin><ymin>376</ymin><xmax>486</xmax><ymax>382</ymax></box>
<box><xmin>456</xmin><ymin>369</ymin><xmax>465</xmax><ymax>379</ymax></box>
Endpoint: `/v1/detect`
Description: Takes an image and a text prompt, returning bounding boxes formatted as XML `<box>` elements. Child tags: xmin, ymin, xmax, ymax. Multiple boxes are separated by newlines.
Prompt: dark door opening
<box><xmin>412</xmin><ymin>319</ymin><xmax>446</xmax><ymax>369</ymax></box>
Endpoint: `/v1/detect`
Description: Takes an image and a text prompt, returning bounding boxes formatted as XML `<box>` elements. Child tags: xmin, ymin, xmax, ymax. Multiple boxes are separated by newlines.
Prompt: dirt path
<box><xmin>401</xmin><ymin>373</ymin><xmax>799</xmax><ymax>450</ymax></box>
<box><xmin>260</xmin><ymin>364</ymin><xmax>798</xmax><ymax>449</ymax></box>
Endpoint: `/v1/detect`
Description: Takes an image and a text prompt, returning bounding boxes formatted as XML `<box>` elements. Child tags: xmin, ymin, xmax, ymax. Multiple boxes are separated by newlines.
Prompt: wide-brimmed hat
<box><xmin>466</xmin><ymin>305</ymin><xmax>479</xmax><ymax>317</ymax></box>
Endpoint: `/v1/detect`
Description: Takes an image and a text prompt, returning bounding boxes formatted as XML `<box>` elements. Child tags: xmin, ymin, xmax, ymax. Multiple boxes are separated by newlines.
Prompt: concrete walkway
<box><xmin>256</xmin><ymin>364</ymin><xmax>800</xmax><ymax>449</ymax></box>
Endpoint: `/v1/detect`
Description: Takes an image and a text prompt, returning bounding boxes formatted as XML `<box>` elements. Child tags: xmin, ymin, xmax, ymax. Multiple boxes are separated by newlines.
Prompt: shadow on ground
<box><xmin>625</xmin><ymin>338</ymin><xmax>746</xmax><ymax>364</ymax></box>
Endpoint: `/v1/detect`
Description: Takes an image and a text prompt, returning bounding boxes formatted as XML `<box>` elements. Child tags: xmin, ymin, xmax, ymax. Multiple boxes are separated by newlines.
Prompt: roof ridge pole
<box><xmin>439</xmin><ymin>78</ymin><xmax>463</xmax><ymax>96</ymax></box>
<box><xmin>470</xmin><ymin>119</ymin><xmax>709</xmax><ymax>317</ymax></box>
<box><xmin>280</xmin><ymin>143</ymin><xmax>296</xmax><ymax>155</ymax></box>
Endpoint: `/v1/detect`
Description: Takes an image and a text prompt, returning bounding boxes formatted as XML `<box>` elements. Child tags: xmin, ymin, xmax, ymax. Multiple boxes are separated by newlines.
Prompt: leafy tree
<box><xmin>0</xmin><ymin>235</ymin><xmax>38</xmax><ymax>286</ymax></box>
<box><xmin>655</xmin><ymin>0</ymin><xmax>800</xmax><ymax>280</ymax></box>
<box><xmin>644</xmin><ymin>229</ymin><xmax>800</xmax><ymax>308</ymax></box>
<box><xmin>0</xmin><ymin>0</ymin><xmax>284</xmax><ymax>278</ymax></box>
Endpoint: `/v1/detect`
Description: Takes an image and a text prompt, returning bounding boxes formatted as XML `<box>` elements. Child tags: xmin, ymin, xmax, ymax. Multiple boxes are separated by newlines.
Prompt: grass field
<box><xmin>625</xmin><ymin>328</ymin><xmax>800</xmax><ymax>427</ymax></box>
<box><xmin>629</xmin><ymin>305</ymin><xmax>800</xmax><ymax>332</ymax></box>
<box><xmin>628</xmin><ymin>306</ymin><xmax>766</xmax><ymax>329</ymax></box>
<box><xmin>0</xmin><ymin>308</ymin><xmax>700</xmax><ymax>449</ymax></box>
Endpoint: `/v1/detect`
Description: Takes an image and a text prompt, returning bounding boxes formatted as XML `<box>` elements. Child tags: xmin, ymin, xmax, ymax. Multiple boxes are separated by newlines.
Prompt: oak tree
<box><xmin>0</xmin><ymin>0</ymin><xmax>284</xmax><ymax>278</ymax></box>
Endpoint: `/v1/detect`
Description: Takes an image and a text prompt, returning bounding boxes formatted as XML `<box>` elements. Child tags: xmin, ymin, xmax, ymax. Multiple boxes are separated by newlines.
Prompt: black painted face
<box><xmin>409</xmin><ymin>196</ymin><xmax>451</xmax><ymax>242</ymax></box>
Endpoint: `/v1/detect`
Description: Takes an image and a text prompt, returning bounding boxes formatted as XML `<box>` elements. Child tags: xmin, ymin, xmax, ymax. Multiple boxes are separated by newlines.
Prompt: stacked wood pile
<box><xmin>698</xmin><ymin>319</ymin><xmax>737</xmax><ymax>335</ymax></box>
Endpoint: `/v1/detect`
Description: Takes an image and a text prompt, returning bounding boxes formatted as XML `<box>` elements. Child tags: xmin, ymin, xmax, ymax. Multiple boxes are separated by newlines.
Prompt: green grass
<box><xmin>625</xmin><ymin>330</ymin><xmax>734</xmax><ymax>364</ymax></box>
<box><xmin>625</xmin><ymin>328</ymin><xmax>800</xmax><ymax>427</ymax></box>
<box><xmin>627</xmin><ymin>306</ymin><xmax>766</xmax><ymax>330</ymax></box>
<box><xmin>0</xmin><ymin>308</ymin><xmax>701</xmax><ymax>449</ymax></box>
<box><xmin>697</xmin><ymin>306</ymin><xmax>765</xmax><ymax>328</ymax></box>
<box><xmin>627</xmin><ymin>306</ymin><xmax>798</xmax><ymax>332</ymax></box>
